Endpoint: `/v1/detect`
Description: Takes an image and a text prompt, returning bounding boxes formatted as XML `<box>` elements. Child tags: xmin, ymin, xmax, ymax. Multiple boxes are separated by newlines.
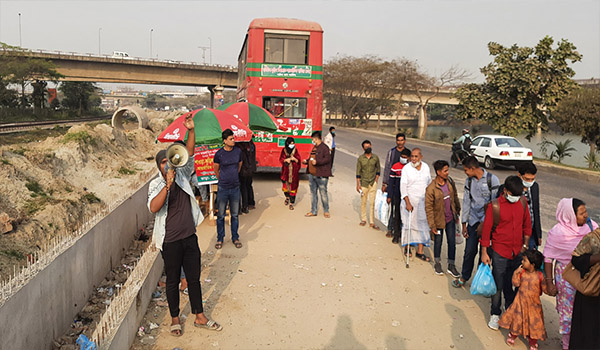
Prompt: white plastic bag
<box><xmin>455</xmin><ymin>224</ymin><xmax>464</xmax><ymax>244</ymax></box>
<box><xmin>374</xmin><ymin>189</ymin><xmax>390</xmax><ymax>226</ymax></box>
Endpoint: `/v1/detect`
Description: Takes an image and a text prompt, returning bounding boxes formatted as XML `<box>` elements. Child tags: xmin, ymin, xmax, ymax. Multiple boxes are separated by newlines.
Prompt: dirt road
<box><xmin>151</xmin><ymin>153</ymin><xmax>562</xmax><ymax>349</ymax></box>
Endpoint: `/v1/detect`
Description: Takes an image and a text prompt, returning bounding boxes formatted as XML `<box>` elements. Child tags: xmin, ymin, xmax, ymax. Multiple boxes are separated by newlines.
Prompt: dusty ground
<box><xmin>135</xmin><ymin>151</ymin><xmax>562</xmax><ymax>350</ymax></box>
<box><xmin>0</xmin><ymin>110</ymin><xmax>179</xmax><ymax>280</ymax></box>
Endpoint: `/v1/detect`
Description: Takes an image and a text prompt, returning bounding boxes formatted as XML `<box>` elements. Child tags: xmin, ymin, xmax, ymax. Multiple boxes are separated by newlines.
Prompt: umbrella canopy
<box><xmin>157</xmin><ymin>108</ymin><xmax>253</xmax><ymax>145</ymax></box>
<box><xmin>217</xmin><ymin>101</ymin><xmax>279</xmax><ymax>132</ymax></box>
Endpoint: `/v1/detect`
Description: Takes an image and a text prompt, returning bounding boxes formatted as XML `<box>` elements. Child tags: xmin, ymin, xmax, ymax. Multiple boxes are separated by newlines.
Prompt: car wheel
<box><xmin>484</xmin><ymin>156</ymin><xmax>495</xmax><ymax>169</ymax></box>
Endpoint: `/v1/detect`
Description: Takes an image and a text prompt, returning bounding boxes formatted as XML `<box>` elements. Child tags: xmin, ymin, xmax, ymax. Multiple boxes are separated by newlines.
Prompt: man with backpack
<box><xmin>480</xmin><ymin>175</ymin><xmax>531</xmax><ymax>330</ymax></box>
<box><xmin>452</xmin><ymin>156</ymin><xmax>500</xmax><ymax>288</ymax></box>
<box><xmin>425</xmin><ymin>160</ymin><xmax>461</xmax><ymax>276</ymax></box>
<box><xmin>452</xmin><ymin>129</ymin><xmax>472</xmax><ymax>162</ymax></box>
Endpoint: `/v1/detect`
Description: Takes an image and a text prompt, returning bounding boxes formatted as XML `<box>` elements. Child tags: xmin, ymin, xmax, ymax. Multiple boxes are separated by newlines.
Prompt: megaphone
<box><xmin>165</xmin><ymin>143</ymin><xmax>189</xmax><ymax>170</ymax></box>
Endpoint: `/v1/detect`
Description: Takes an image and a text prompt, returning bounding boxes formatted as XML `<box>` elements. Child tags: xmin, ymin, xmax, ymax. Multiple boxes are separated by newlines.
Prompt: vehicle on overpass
<box><xmin>236</xmin><ymin>18</ymin><xmax>323</xmax><ymax>170</ymax></box>
<box><xmin>111</xmin><ymin>51</ymin><xmax>132</xmax><ymax>59</ymax></box>
<box><xmin>469</xmin><ymin>135</ymin><xmax>533</xmax><ymax>169</ymax></box>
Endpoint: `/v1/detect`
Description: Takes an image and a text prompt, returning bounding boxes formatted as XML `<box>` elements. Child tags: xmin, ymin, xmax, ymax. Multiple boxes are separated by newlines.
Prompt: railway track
<box><xmin>0</xmin><ymin>115</ymin><xmax>112</xmax><ymax>134</ymax></box>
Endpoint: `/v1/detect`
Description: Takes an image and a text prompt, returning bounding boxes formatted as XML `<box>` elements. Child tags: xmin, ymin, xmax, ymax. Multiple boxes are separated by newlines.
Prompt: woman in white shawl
<box><xmin>400</xmin><ymin>148</ymin><xmax>432</xmax><ymax>261</ymax></box>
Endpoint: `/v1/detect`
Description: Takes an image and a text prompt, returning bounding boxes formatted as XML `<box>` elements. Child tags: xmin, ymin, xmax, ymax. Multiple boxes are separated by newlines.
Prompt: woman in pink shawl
<box><xmin>543</xmin><ymin>198</ymin><xmax>598</xmax><ymax>350</ymax></box>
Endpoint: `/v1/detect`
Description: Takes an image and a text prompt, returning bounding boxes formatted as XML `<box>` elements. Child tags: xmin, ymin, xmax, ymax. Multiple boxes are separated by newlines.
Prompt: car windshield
<box><xmin>495</xmin><ymin>138</ymin><xmax>523</xmax><ymax>148</ymax></box>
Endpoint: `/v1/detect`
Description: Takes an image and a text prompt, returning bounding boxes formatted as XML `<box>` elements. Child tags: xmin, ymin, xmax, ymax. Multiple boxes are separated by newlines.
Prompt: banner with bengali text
<box><xmin>194</xmin><ymin>144</ymin><xmax>221</xmax><ymax>185</ymax></box>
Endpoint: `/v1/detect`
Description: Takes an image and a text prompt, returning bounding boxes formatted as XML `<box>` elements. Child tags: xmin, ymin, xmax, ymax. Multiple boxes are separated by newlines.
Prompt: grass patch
<box><xmin>1</xmin><ymin>159</ymin><xmax>10</xmax><ymax>165</ymax></box>
<box><xmin>24</xmin><ymin>198</ymin><xmax>47</xmax><ymax>215</ymax></box>
<box><xmin>82</xmin><ymin>192</ymin><xmax>101</xmax><ymax>204</ymax></box>
<box><xmin>0</xmin><ymin>249</ymin><xmax>24</xmax><ymax>260</ymax></box>
<box><xmin>118</xmin><ymin>166</ymin><xmax>136</xmax><ymax>175</ymax></box>
<box><xmin>11</xmin><ymin>148</ymin><xmax>26</xmax><ymax>156</ymax></box>
<box><xmin>62</xmin><ymin>131</ymin><xmax>96</xmax><ymax>146</ymax></box>
<box><xmin>166</xmin><ymin>117</ymin><xmax>174</xmax><ymax>125</ymax></box>
<box><xmin>65</xmin><ymin>186</ymin><xmax>73</xmax><ymax>193</ymax></box>
<box><xmin>0</xmin><ymin>127</ymin><xmax>69</xmax><ymax>146</ymax></box>
<box><xmin>25</xmin><ymin>180</ymin><xmax>46</xmax><ymax>197</ymax></box>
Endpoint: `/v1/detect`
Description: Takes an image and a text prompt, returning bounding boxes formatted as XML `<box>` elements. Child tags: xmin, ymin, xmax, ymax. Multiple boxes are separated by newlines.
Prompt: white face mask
<box><xmin>288</xmin><ymin>143</ymin><xmax>295</xmax><ymax>149</ymax></box>
<box><xmin>412</xmin><ymin>161</ymin><xmax>421</xmax><ymax>168</ymax></box>
<box><xmin>400</xmin><ymin>158</ymin><xmax>408</xmax><ymax>165</ymax></box>
<box><xmin>506</xmin><ymin>194</ymin><xmax>520</xmax><ymax>203</ymax></box>
<box><xmin>522</xmin><ymin>179</ymin><xmax>535</xmax><ymax>188</ymax></box>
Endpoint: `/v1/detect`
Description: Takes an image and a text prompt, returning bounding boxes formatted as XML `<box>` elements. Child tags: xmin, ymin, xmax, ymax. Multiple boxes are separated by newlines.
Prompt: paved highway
<box><xmin>329</xmin><ymin>125</ymin><xmax>600</xmax><ymax>236</ymax></box>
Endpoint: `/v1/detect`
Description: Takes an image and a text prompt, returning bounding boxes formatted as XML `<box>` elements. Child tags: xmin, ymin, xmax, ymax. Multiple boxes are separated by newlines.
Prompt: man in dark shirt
<box><xmin>213</xmin><ymin>128</ymin><xmax>243</xmax><ymax>250</ymax></box>
<box><xmin>480</xmin><ymin>175</ymin><xmax>531</xmax><ymax>331</ymax></box>
<box><xmin>383</xmin><ymin>133</ymin><xmax>409</xmax><ymax>236</ymax></box>
<box><xmin>304</xmin><ymin>131</ymin><xmax>332</xmax><ymax>218</ymax></box>
<box><xmin>148</xmin><ymin>114</ymin><xmax>222</xmax><ymax>335</ymax></box>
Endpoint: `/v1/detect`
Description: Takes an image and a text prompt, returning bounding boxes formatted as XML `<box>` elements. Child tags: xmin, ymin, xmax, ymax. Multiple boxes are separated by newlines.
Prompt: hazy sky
<box><xmin>0</xmin><ymin>0</ymin><xmax>598</xmax><ymax>84</ymax></box>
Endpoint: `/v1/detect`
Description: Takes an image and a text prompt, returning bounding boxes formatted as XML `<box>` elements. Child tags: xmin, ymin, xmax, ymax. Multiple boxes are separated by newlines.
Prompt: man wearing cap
<box><xmin>148</xmin><ymin>114</ymin><xmax>222</xmax><ymax>335</ymax></box>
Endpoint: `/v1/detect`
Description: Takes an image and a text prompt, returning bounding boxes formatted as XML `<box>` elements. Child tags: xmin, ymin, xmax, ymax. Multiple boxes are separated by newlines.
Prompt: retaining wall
<box><xmin>0</xmin><ymin>181</ymin><xmax>153</xmax><ymax>350</ymax></box>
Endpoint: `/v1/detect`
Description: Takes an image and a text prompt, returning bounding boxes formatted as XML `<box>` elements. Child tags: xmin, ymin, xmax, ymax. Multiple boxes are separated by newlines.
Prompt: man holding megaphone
<box><xmin>148</xmin><ymin>114</ymin><xmax>222</xmax><ymax>336</ymax></box>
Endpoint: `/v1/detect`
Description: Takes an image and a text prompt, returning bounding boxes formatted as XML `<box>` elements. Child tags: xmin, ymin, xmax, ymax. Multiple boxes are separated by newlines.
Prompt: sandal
<box><xmin>359</xmin><ymin>221</ymin><xmax>367</xmax><ymax>226</ymax></box>
<box><xmin>415</xmin><ymin>253</ymin><xmax>431</xmax><ymax>262</ymax></box>
<box><xmin>385</xmin><ymin>231</ymin><xmax>393</xmax><ymax>237</ymax></box>
<box><xmin>284</xmin><ymin>198</ymin><xmax>290</xmax><ymax>205</ymax></box>
<box><xmin>234</xmin><ymin>240</ymin><xmax>243</xmax><ymax>249</ymax></box>
<box><xmin>170</xmin><ymin>323</ymin><xmax>182</xmax><ymax>337</ymax></box>
<box><xmin>194</xmin><ymin>319</ymin><xmax>223</xmax><ymax>332</ymax></box>
<box><xmin>289</xmin><ymin>205</ymin><xmax>294</xmax><ymax>210</ymax></box>
<box><xmin>215</xmin><ymin>242</ymin><xmax>223</xmax><ymax>250</ymax></box>
<box><xmin>452</xmin><ymin>279</ymin><xmax>465</xmax><ymax>288</ymax></box>
<box><xmin>370</xmin><ymin>224</ymin><xmax>378</xmax><ymax>230</ymax></box>
<box><xmin>506</xmin><ymin>333</ymin><xmax>517</xmax><ymax>346</ymax></box>
<box><xmin>403</xmin><ymin>247</ymin><xmax>412</xmax><ymax>257</ymax></box>
<box><xmin>324</xmin><ymin>212</ymin><xmax>331</xmax><ymax>218</ymax></box>
<box><xmin>305</xmin><ymin>212</ymin><xmax>316</xmax><ymax>217</ymax></box>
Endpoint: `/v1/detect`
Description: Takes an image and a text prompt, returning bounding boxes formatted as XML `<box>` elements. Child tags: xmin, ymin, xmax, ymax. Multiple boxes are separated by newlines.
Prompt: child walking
<box><xmin>499</xmin><ymin>250</ymin><xmax>547</xmax><ymax>350</ymax></box>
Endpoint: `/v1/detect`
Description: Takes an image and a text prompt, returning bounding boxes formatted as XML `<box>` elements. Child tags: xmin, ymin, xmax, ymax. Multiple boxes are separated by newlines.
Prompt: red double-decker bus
<box><xmin>237</xmin><ymin>18</ymin><xmax>323</xmax><ymax>170</ymax></box>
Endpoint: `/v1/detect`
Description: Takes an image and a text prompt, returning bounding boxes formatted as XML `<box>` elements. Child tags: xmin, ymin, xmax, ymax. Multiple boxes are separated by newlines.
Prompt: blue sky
<box><xmin>1</xmin><ymin>0</ymin><xmax>598</xmax><ymax>83</ymax></box>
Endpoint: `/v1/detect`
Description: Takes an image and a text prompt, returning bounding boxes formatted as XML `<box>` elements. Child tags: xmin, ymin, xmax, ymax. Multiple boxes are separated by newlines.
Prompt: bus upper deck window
<box><xmin>264</xmin><ymin>34</ymin><xmax>308</xmax><ymax>65</ymax></box>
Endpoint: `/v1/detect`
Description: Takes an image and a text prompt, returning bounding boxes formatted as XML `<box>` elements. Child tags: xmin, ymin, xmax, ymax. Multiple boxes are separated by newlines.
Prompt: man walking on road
<box><xmin>148</xmin><ymin>114</ymin><xmax>222</xmax><ymax>335</ymax></box>
<box><xmin>324</xmin><ymin>126</ymin><xmax>336</xmax><ymax>175</ymax></box>
<box><xmin>356</xmin><ymin>140</ymin><xmax>381</xmax><ymax>229</ymax></box>
<box><xmin>452</xmin><ymin>156</ymin><xmax>500</xmax><ymax>288</ymax></box>
<box><xmin>400</xmin><ymin>148</ymin><xmax>432</xmax><ymax>261</ymax></box>
<box><xmin>386</xmin><ymin>148</ymin><xmax>411</xmax><ymax>243</ymax></box>
<box><xmin>383</xmin><ymin>133</ymin><xmax>410</xmax><ymax>236</ymax></box>
<box><xmin>213</xmin><ymin>129</ymin><xmax>243</xmax><ymax>250</ymax></box>
<box><xmin>480</xmin><ymin>175</ymin><xmax>531</xmax><ymax>330</ymax></box>
<box><xmin>305</xmin><ymin>131</ymin><xmax>332</xmax><ymax>218</ymax></box>
<box><xmin>425</xmin><ymin>160</ymin><xmax>461</xmax><ymax>276</ymax></box>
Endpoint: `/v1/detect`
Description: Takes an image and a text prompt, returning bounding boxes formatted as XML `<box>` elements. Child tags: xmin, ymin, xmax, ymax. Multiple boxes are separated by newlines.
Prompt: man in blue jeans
<box><xmin>304</xmin><ymin>131</ymin><xmax>332</xmax><ymax>218</ymax></box>
<box><xmin>452</xmin><ymin>156</ymin><xmax>500</xmax><ymax>288</ymax></box>
<box><xmin>213</xmin><ymin>128</ymin><xmax>243</xmax><ymax>250</ymax></box>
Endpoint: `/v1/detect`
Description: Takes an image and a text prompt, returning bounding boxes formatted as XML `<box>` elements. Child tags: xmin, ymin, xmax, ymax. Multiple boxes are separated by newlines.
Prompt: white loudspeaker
<box><xmin>166</xmin><ymin>143</ymin><xmax>189</xmax><ymax>168</ymax></box>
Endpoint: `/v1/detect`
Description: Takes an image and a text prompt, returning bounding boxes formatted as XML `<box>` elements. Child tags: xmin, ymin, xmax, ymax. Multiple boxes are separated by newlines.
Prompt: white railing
<box><xmin>0</xmin><ymin>169</ymin><xmax>156</xmax><ymax>308</ymax></box>
<box><xmin>91</xmin><ymin>244</ymin><xmax>159</xmax><ymax>347</ymax></box>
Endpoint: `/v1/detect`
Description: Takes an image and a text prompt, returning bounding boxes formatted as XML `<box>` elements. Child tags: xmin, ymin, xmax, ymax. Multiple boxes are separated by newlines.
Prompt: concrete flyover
<box><xmin>0</xmin><ymin>48</ymin><xmax>238</xmax><ymax>88</ymax></box>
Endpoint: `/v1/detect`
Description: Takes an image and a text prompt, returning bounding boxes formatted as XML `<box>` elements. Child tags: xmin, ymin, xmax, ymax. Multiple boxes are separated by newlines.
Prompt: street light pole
<box><xmin>198</xmin><ymin>46</ymin><xmax>209</xmax><ymax>64</ymax></box>
<box><xmin>208</xmin><ymin>37</ymin><xmax>212</xmax><ymax>65</ymax></box>
<box><xmin>98</xmin><ymin>27</ymin><xmax>102</xmax><ymax>55</ymax></box>
<box><xmin>150</xmin><ymin>29</ymin><xmax>154</xmax><ymax>58</ymax></box>
<box><xmin>18</xmin><ymin>13</ymin><xmax>22</xmax><ymax>47</ymax></box>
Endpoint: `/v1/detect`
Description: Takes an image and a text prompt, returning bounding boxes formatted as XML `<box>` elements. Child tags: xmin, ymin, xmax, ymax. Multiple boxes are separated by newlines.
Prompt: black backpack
<box><xmin>463</xmin><ymin>136</ymin><xmax>472</xmax><ymax>151</ymax></box>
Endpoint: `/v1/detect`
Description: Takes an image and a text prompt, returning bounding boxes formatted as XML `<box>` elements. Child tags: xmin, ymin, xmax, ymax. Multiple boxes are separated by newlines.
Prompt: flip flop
<box><xmin>370</xmin><ymin>224</ymin><xmax>379</xmax><ymax>230</ymax></box>
<box><xmin>452</xmin><ymin>279</ymin><xmax>465</xmax><ymax>288</ymax></box>
<box><xmin>385</xmin><ymin>232</ymin><xmax>393</xmax><ymax>238</ymax></box>
<box><xmin>233</xmin><ymin>241</ymin><xmax>243</xmax><ymax>249</ymax></box>
<box><xmin>284</xmin><ymin>198</ymin><xmax>290</xmax><ymax>205</ymax></box>
<box><xmin>359</xmin><ymin>221</ymin><xmax>367</xmax><ymax>226</ymax></box>
<box><xmin>170</xmin><ymin>324</ymin><xmax>182</xmax><ymax>337</ymax></box>
<box><xmin>415</xmin><ymin>253</ymin><xmax>431</xmax><ymax>262</ymax></box>
<box><xmin>305</xmin><ymin>212</ymin><xmax>316</xmax><ymax>217</ymax></box>
<box><xmin>215</xmin><ymin>242</ymin><xmax>223</xmax><ymax>249</ymax></box>
<box><xmin>324</xmin><ymin>212</ymin><xmax>331</xmax><ymax>218</ymax></box>
<box><xmin>289</xmin><ymin>205</ymin><xmax>294</xmax><ymax>210</ymax></box>
<box><xmin>194</xmin><ymin>319</ymin><xmax>223</xmax><ymax>331</ymax></box>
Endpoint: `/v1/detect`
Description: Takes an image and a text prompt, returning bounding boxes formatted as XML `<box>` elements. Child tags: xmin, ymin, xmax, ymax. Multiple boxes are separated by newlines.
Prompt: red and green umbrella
<box><xmin>157</xmin><ymin>108</ymin><xmax>253</xmax><ymax>145</ymax></box>
<box><xmin>217</xmin><ymin>101</ymin><xmax>280</xmax><ymax>132</ymax></box>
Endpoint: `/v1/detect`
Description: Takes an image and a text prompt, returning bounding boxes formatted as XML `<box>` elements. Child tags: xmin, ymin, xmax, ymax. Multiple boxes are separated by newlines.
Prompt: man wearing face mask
<box><xmin>304</xmin><ymin>131</ymin><xmax>332</xmax><ymax>218</ymax></box>
<box><xmin>387</xmin><ymin>148</ymin><xmax>412</xmax><ymax>243</ymax></box>
<box><xmin>356</xmin><ymin>140</ymin><xmax>381</xmax><ymax>228</ymax></box>
<box><xmin>480</xmin><ymin>175</ymin><xmax>531</xmax><ymax>331</ymax></box>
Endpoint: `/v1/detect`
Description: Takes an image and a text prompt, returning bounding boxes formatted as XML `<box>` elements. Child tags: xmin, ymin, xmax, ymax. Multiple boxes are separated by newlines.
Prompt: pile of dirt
<box><xmin>0</xmin><ymin>110</ymin><xmax>175</xmax><ymax>280</ymax></box>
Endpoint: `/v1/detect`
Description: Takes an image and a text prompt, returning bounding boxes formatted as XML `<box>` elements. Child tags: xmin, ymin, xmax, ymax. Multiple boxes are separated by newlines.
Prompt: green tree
<box><xmin>4</xmin><ymin>57</ymin><xmax>62</xmax><ymax>108</ymax></box>
<box><xmin>59</xmin><ymin>82</ymin><xmax>100</xmax><ymax>115</ymax></box>
<box><xmin>455</xmin><ymin>36</ymin><xmax>582</xmax><ymax>139</ymax></box>
<box><xmin>553</xmin><ymin>87</ymin><xmax>600</xmax><ymax>159</ymax></box>
<box><xmin>539</xmin><ymin>138</ymin><xmax>577</xmax><ymax>163</ymax></box>
<box><xmin>31</xmin><ymin>80</ymin><xmax>48</xmax><ymax>109</ymax></box>
<box><xmin>0</xmin><ymin>80</ymin><xmax>18</xmax><ymax>107</ymax></box>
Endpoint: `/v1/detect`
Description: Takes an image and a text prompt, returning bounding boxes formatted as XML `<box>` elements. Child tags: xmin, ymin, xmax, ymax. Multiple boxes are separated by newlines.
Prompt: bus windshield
<box><xmin>264</xmin><ymin>34</ymin><xmax>309</xmax><ymax>65</ymax></box>
<box><xmin>263</xmin><ymin>97</ymin><xmax>307</xmax><ymax>118</ymax></box>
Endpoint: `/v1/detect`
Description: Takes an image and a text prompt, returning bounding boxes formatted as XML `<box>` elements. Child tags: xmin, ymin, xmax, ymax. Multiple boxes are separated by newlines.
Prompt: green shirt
<box><xmin>356</xmin><ymin>153</ymin><xmax>381</xmax><ymax>187</ymax></box>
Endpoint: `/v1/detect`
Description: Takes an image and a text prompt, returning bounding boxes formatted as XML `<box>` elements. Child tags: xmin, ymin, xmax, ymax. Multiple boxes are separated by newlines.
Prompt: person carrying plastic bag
<box><xmin>470</xmin><ymin>263</ymin><xmax>497</xmax><ymax>296</ymax></box>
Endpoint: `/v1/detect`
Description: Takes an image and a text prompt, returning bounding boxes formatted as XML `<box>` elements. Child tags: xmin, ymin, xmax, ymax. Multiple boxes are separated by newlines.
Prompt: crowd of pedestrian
<box><xmin>147</xmin><ymin>124</ymin><xmax>600</xmax><ymax>348</ymax></box>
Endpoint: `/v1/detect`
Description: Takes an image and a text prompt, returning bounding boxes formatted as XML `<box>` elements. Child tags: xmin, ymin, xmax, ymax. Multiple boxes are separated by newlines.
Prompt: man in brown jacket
<box><xmin>304</xmin><ymin>131</ymin><xmax>332</xmax><ymax>218</ymax></box>
<box><xmin>425</xmin><ymin>160</ymin><xmax>461</xmax><ymax>277</ymax></box>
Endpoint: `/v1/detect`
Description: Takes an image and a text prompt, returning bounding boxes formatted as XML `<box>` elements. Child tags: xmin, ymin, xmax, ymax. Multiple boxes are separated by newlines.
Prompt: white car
<box><xmin>470</xmin><ymin>135</ymin><xmax>533</xmax><ymax>169</ymax></box>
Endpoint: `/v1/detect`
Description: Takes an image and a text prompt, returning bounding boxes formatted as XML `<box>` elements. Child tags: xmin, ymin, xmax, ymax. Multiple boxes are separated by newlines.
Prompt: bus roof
<box><xmin>249</xmin><ymin>18</ymin><xmax>323</xmax><ymax>32</ymax></box>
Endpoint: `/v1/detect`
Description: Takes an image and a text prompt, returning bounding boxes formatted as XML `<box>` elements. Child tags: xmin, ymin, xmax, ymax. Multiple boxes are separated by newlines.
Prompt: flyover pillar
<box><xmin>213</xmin><ymin>85</ymin><xmax>224</xmax><ymax>108</ymax></box>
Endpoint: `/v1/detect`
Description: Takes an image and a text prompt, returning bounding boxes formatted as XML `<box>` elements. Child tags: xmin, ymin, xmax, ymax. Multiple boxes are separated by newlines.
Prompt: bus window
<box><xmin>264</xmin><ymin>34</ymin><xmax>308</xmax><ymax>65</ymax></box>
<box><xmin>263</xmin><ymin>97</ymin><xmax>307</xmax><ymax>119</ymax></box>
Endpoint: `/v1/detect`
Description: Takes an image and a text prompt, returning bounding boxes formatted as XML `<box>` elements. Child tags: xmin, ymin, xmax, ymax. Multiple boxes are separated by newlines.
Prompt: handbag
<box><xmin>562</xmin><ymin>261</ymin><xmax>600</xmax><ymax>297</ymax></box>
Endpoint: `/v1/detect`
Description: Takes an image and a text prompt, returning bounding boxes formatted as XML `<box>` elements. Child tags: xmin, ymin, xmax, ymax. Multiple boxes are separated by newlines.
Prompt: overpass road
<box><xmin>331</xmin><ymin>125</ymin><xmax>600</xmax><ymax>235</ymax></box>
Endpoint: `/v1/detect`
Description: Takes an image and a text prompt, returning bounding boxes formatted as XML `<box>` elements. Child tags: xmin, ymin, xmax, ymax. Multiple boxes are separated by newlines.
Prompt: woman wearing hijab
<box><xmin>543</xmin><ymin>198</ymin><xmax>598</xmax><ymax>350</ymax></box>
<box><xmin>279</xmin><ymin>136</ymin><xmax>302</xmax><ymax>210</ymax></box>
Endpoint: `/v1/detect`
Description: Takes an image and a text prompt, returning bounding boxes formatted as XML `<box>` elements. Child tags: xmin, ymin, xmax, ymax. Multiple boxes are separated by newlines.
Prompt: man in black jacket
<box><xmin>238</xmin><ymin>141</ymin><xmax>256</xmax><ymax>214</ymax></box>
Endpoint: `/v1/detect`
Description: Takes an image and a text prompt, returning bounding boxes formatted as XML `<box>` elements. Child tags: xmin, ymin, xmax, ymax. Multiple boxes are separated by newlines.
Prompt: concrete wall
<box><xmin>108</xmin><ymin>253</ymin><xmax>163</xmax><ymax>350</ymax></box>
<box><xmin>0</xmin><ymin>182</ymin><xmax>153</xmax><ymax>350</ymax></box>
